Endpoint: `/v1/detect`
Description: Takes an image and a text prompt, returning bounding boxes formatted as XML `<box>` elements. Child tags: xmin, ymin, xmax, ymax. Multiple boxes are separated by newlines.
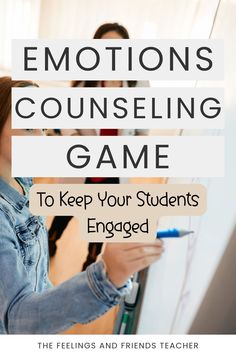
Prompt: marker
<box><xmin>125</xmin><ymin>281</ymin><xmax>139</xmax><ymax>307</ymax></box>
<box><xmin>119</xmin><ymin>311</ymin><xmax>129</xmax><ymax>334</ymax></box>
<box><xmin>156</xmin><ymin>228</ymin><xmax>194</xmax><ymax>238</ymax></box>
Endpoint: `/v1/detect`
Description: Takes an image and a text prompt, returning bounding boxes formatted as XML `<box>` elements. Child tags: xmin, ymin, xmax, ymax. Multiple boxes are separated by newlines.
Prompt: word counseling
<box><xmin>14</xmin><ymin>94</ymin><xmax>221</xmax><ymax>121</ymax></box>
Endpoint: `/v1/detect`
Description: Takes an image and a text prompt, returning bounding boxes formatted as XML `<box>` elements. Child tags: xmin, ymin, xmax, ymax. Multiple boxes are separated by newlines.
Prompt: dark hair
<box><xmin>0</xmin><ymin>76</ymin><xmax>38</xmax><ymax>133</ymax></box>
<box><xmin>71</xmin><ymin>23</ymin><xmax>137</xmax><ymax>88</ymax></box>
<box><xmin>93</xmin><ymin>22</ymin><xmax>129</xmax><ymax>39</ymax></box>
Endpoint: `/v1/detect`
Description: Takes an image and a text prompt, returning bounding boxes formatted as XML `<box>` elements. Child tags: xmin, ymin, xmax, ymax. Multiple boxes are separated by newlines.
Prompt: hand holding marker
<box><xmin>156</xmin><ymin>228</ymin><xmax>194</xmax><ymax>238</ymax></box>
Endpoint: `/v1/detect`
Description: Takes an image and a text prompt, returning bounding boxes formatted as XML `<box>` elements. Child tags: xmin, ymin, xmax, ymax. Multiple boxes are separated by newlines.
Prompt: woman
<box><xmin>0</xmin><ymin>76</ymin><xmax>163</xmax><ymax>334</ymax></box>
<box><xmin>48</xmin><ymin>22</ymin><xmax>149</xmax><ymax>259</ymax></box>
<box><xmin>72</xmin><ymin>22</ymin><xmax>149</xmax><ymax>137</ymax></box>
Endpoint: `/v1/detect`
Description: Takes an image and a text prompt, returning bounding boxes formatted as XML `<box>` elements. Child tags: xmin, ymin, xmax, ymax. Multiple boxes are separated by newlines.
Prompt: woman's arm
<box><xmin>0</xmin><ymin>210</ymin><xmax>163</xmax><ymax>334</ymax></box>
<box><xmin>0</xmin><ymin>210</ymin><xmax>131</xmax><ymax>334</ymax></box>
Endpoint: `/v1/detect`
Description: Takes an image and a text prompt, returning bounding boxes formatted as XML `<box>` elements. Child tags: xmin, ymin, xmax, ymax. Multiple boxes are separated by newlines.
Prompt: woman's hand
<box><xmin>102</xmin><ymin>241</ymin><xmax>164</xmax><ymax>288</ymax></box>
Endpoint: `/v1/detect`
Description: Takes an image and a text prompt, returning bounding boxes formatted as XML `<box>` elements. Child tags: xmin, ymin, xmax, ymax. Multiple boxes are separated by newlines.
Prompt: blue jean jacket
<box><xmin>0</xmin><ymin>177</ymin><xmax>131</xmax><ymax>334</ymax></box>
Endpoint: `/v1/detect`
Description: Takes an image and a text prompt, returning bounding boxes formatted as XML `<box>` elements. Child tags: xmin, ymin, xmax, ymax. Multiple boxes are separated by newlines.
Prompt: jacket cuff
<box><xmin>86</xmin><ymin>260</ymin><xmax>132</xmax><ymax>306</ymax></box>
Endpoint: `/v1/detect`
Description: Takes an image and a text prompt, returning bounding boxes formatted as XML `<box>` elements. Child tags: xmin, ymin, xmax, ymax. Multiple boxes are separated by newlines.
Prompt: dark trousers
<box><xmin>48</xmin><ymin>177</ymin><xmax>119</xmax><ymax>270</ymax></box>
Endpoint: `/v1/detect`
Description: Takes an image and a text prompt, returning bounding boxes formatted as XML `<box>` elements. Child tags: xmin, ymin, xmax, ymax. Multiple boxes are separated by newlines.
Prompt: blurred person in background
<box><xmin>48</xmin><ymin>23</ymin><xmax>149</xmax><ymax>264</ymax></box>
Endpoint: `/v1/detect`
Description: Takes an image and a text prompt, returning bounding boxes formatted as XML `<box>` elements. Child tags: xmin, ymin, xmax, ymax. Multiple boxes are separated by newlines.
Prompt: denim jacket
<box><xmin>0</xmin><ymin>177</ymin><xmax>131</xmax><ymax>334</ymax></box>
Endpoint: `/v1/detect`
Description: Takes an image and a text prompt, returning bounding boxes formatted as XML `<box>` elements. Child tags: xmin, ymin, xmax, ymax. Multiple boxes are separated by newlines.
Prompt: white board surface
<box><xmin>137</xmin><ymin>0</ymin><xmax>236</xmax><ymax>334</ymax></box>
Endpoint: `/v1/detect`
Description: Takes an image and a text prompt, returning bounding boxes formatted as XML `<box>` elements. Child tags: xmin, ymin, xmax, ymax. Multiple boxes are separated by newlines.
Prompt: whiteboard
<box><xmin>137</xmin><ymin>0</ymin><xmax>236</xmax><ymax>333</ymax></box>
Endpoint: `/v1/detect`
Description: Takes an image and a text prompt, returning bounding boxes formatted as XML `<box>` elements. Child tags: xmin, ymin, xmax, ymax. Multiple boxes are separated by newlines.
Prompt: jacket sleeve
<box><xmin>0</xmin><ymin>211</ymin><xmax>131</xmax><ymax>334</ymax></box>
